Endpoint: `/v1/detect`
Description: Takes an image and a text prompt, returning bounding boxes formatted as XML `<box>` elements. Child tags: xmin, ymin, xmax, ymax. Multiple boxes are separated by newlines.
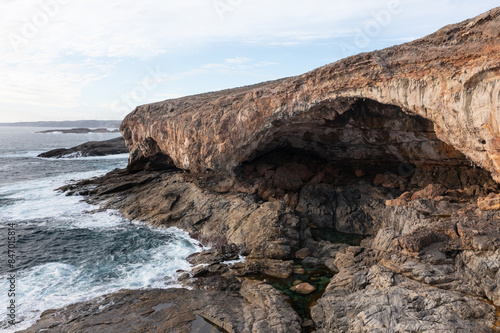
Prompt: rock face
<box><xmin>122</xmin><ymin>7</ymin><xmax>500</xmax><ymax>186</ymax></box>
<box><xmin>38</xmin><ymin>137</ymin><xmax>128</xmax><ymax>158</ymax></box>
<box><xmin>19</xmin><ymin>286</ymin><xmax>301</xmax><ymax>333</ymax></box>
<box><xmin>24</xmin><ymin>8</ymin><xmax>500</xmax><ymax>333</ymax></box>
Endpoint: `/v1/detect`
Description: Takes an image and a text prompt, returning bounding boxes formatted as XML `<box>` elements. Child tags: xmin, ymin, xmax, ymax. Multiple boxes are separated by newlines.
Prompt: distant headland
<box><xmin>36</xmin><ymin>128</ymin><xmax>120</xmax><ymax>134</ymax></box>
<box><xmin>0</xmin><ymin>120</ymin><xmax>122</xmax><ymax>128</ymax></box>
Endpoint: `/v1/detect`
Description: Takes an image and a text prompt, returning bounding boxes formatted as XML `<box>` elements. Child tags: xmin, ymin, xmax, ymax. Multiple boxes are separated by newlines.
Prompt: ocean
<box><xmin>0</xmin><ymin>126</ymin><xmax>200</xmax><ymax>332</ymax></box>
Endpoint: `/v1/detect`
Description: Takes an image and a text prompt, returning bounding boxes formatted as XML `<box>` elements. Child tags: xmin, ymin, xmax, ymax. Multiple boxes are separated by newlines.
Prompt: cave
<box><xmin>236</xmin><ymin>98</ymin><xmax>498</xmax><ymax>235</ymax></box>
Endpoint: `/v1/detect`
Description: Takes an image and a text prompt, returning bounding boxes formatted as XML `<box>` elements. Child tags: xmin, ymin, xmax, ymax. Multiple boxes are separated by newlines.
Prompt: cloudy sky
<box><xmin>0</xmin><ymin>0</ymin><xmax>498</xmax><ymax>122</ymax></box>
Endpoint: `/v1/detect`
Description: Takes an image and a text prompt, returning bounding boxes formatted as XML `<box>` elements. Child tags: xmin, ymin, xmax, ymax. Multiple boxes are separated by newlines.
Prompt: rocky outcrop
<box><xmin>122</xmin><ymin>7</ymin><xmax>500</xmax><ymax>186</ymax></box>
<box><xmin>37</xmin><ymin>127</ymin><xmax>120</xmax><ymax>134</ymax></box>
<box><xmin>24</xmin><ymin>8</ymin><xmax>500</xmax><ymax>333</ymax></box>
<box><xmin>38</xmin><ymin>137</ymin><xmax>128</xmax><ymax>158</ymax></box>
<box><xmin>61</xmin><ymin>169</ymin><xmax>300</xmax><ymax>260</ymax></box>
<box><xmin>19</xmin><ymin>286</ymin><xmax>301</xmax><ymax>333</ymax></box>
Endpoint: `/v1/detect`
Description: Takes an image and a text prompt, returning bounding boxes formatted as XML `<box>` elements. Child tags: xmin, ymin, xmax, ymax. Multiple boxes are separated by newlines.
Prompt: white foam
<box><xmin>41</xmin><ymin>131</ymin><xmax>63</xmax><ymax>134</ymax></box>
<box><xmin>60</xmin><ymin>151</ymin><xmax>83</xmax><ymax>158</ymax></box>
<box><xmin>0</xmin><ymin>170</ymin><xmax>120</xmax><ymax>227</ymax></box>
<box><xmin>0</xmin><ymin>166</ymin><xmax>201</xmax><ymax>332</ymax></box>
<box><xmin>0</xmin><ymin>226</ymin><xmax>199</xmax><ymax>332</ymax></box>
<box><xmin>221</xmin><ymin>255</ymin><xmax>246</xmax><ymax>266</ymax></box>
<box><xmin>54</xmin><ymin>153</ymin><xmax>130</xmax><ymax>161</ymax></box>
<box><xmin>0</xmin><ymin>151</ymin><xmax>44</xmax><ymax>158</ymax></box>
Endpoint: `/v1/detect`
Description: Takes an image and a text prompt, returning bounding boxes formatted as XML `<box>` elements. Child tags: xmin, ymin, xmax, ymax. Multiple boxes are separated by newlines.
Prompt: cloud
<box><xmin>225</xmin><ymin>57</ymin><xmax>251</xmax><ymax>64</ymax></box>
<box><xmin>0</xmin><ymin>0</ymin><xmax>498</xmax><ymax>120</ymax></box>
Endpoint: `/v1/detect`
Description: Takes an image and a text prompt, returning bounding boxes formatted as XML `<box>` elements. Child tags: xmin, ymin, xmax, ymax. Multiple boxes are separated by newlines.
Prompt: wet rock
<box><xmin>186</xmin><ymin>247</ymin><xmax>240</xmax><ymax>266</ymax></box>
<box><xmin>293</xmin><ymin>267</ymin><xmax>306</xmax><ymax>275</ymax></box>
<box><xmin>302</xmin><ymin>257</ymin><xmax>320</xmax><ymax>267</ymax></box>
<box><xmin>290</xmin><ymin>282</ymin><xmax>316</xmax><ymax>295</ymax></box>
<box><xmin>20</xmin><ymin>288</ymin><xmax>302</xmax><ymax>333</ymax></box>
<box><xmin>38</xmin><ymin>137</ymin><xmax>128</xmax><ymax>158</ymax></box>
<box><xmin>295</xmin><ymin>248</ymin><xmax>310</xmax><ymax>260</ymax></box>
<box><xmin>65</xmin><ymin>170</ymin><xmax>298</xmax><ymax>261</ymax></box>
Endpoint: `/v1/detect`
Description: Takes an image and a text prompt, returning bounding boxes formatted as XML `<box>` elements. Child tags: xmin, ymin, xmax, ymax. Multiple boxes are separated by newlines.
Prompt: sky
<box><xmin>0</xmin><ymin>0</ymin><xmax>498</xmax><ymax>122</ymax></box>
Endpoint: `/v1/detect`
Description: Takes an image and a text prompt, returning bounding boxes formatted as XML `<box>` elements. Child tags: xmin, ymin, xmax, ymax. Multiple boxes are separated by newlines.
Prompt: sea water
<box><xmin>0</xmin><ymin>126</ymin><xmax>200</xmax><ymax>332</ymax></box>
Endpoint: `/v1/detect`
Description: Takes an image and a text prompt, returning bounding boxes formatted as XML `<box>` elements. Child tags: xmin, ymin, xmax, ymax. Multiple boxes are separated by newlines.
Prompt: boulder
<box><xmin>290</xmin><ymin>282</ymin><xmax>316</xmax><ymax>295</ymax></box>
<box><xmin>295</xmin><ymin>248</ymin><xmax>310</xmax><ymax>260</ymax></box>
<box><xmin>411</xmin><ymin>184</ymin><xmax>447</xmax><ymax>201</ymax></box>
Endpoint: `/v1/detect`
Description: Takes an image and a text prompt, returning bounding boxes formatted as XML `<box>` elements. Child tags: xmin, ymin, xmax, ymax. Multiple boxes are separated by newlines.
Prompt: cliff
<box><xmin>24</xmin><ymin>8</ymin><xmax>500</xmax><ymax>333</ymax></box>
<box><xmin>122</xmin><ymin>7</ymin><xmax>500</xmax><ymax>188</ymax></box>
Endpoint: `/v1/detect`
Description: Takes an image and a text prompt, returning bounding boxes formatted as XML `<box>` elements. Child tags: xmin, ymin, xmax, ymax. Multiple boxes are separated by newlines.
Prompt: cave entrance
<box><xmin>236</xmin><ymin>98</ymin><xmax>497</xmax><ymax>205</ymax></box>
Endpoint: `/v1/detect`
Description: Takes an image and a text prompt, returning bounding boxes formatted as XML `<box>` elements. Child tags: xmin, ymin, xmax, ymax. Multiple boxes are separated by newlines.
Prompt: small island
<box><xmin>36</xmin><ymin>127</ymin><xmax>120</xmax><ymax>134</ymax></box>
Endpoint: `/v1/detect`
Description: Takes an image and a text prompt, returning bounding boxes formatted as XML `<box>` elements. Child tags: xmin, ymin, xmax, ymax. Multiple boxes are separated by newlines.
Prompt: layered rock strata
<box><xmin>122</xmin><ymin>8</ymin><xmax>500</xmax><ymax>186</ymax></box>
<box><xmin>24</xmin><ymin>8</ymin><xmax>500</xmax><ymax>333</ymax></box>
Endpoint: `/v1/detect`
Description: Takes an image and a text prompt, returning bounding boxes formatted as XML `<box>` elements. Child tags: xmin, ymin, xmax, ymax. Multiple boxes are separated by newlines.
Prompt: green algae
<box><xmin>310</xmin><ymin>227</ymin><xmax>364</xmax><ymax>246</ymax></box>
<box><xmin>263</xmin><ymin>263</ymin><xmax>333</xmax><ymax>327</ymax></box>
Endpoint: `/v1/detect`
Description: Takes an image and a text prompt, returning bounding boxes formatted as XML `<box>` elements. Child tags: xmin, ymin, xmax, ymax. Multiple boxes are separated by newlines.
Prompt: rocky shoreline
<box><xmin>37</xmin><ymin>137</ymin><xmax>128</xmax><ymax>158</ymax></box>
<box><xmin>22</xmin><ymin>8</ymin><xmax>500</xmax><ymax>333</ymax></box>
<box><xmin>28</xmin><ymin>153</ymin><xmax>500</xmax><ymax>332</ymax></box>
<box><xmin>36</xmin><ymin>127</ymin><xmax>120</xmax><ymax>134</ymax></box>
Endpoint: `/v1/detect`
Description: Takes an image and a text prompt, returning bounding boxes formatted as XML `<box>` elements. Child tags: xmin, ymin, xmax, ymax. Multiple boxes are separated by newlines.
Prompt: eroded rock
<box><xmin>38</xmin><ymin>137</ymin><xmax>128</xmax><ymax>158</ymax></box>
<box><xmin>121</xmin><ymin>8</ymin><xmax>500</xmax><ymax>186</ymax></box>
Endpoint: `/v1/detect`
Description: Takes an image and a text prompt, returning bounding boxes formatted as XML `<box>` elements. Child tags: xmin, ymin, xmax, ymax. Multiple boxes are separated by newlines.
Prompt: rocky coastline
<box><xmin>22</xmin><ymin>8</ymin><xmax>500</xmax><ymax>333</ymax></box>
<box><xmin>37</xmin><ymin>137</ymin><xmax>128</xmax><ymax>158</ymax></box>
<box><xmin>36</xmin><ymin>127</ymin><xmax>120</xmax><ymax>134</ymax></box>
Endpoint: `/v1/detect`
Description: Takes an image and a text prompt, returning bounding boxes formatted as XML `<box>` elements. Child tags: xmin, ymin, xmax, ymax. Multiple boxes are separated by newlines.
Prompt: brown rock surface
<box><xmin>60</xmin><ymin>169</ymin><xmax>300</xmax><ymax>260</ymax></box>
<box><xmin>478</xmin><ymin>192</ymin><xmax>500</xmax><ymax>210</ymax></box>
<box><xmin>290</xmin><ymin>282</ymin><xmax>316</xmax><ymax>295</ymax></box>
<box><xmin>38</xmin><ymin>137</ymin><xmax>128</xmax><ymax>158</ymax></box>
<box><xmin>121</xmin><ymin>8</ymin><xmax>500</xmax><ymax>186</ymax></box>
<box><xmin>295</xmin><ymin>248</ymin><xmax>310</xmax><ymax>259</ymax></box>
<box><xmin>411</xmin><ymin>183</ymin><xmax>447</xmax><ymax>200</ymax></box>
<box><xmin>19</xmin><ymin>287</ymin><xmax>301</xmax><ymax>333</ymax></box>
<box><xmin>23</xmin><ymin>9</ymin><xmax>500</xmax><ymax>333</ymax></box>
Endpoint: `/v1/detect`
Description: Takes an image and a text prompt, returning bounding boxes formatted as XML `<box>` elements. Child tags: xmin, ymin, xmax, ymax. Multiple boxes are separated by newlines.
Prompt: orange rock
<box><xmin>411</xmin><ymin>184</ymin><xmax>447</xmax><ymax>201</ymax></box>
<box><xmin>478</xmin><ymin>193</ymin><xmax>500</xmax><ymax>211</ymax></box>
<box><xmin>386</xmin><ymin>192</ymin><xmax>413</xmax><ymax>207</ymax></box>
<box><xmin>290</xmin><ymin>282</ymin><xmax>316</xmax><ymax>295</ymax></box>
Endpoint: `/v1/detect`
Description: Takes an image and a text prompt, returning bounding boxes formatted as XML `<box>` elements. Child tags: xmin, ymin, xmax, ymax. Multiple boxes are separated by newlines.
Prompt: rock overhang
<box><xmin>120</xmin><ymin>7</ymin><xmax>500</xmax><ymax>186</ymax></box>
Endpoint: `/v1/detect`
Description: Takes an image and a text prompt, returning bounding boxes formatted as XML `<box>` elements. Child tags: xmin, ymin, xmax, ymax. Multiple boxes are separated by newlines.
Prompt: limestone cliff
<box><xmin>24</xmin><ymin>8</ymin><xmax>500</xmax><ymax>333</ymax></box>
<box><xmin>121</xmin><ymin>7</ymin><xmax>500</xmax><ymax>187</ymax></box>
